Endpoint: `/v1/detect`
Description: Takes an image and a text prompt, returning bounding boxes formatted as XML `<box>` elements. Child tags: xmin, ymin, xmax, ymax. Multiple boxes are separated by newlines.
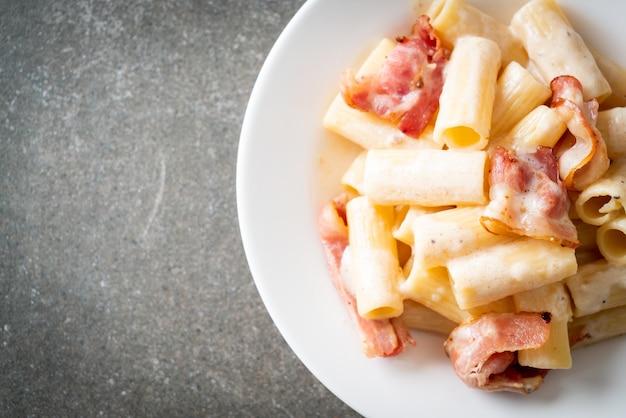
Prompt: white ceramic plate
<box><xmin>237</xmin><ymin>1</ymin><xmax>626</xmax><ymax>416</ymax></box>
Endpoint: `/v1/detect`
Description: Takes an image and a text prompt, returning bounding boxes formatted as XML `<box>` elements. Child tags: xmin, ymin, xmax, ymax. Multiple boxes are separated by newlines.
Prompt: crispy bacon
<box><xmin>444</xmin><ymin>313</ymin><xmax>551</xmax><ymax>393</ymax></box>
<box><xmin>319</xmin><ymin>199</ymin><xmax>414</xmax><ymax>357</ymax></box>
<box><xmin>482</xmin><ymin>146</ymin><xmax>578</xmax><ymax>248</ymax></box>
<box><xmin>341</xmin><ymin>16</ymin><xmax>449</xmax><ymax>138</ymax></box>
<box><xmin>550</xmin><ymin>76</ymin><xmax>610</xmax><ymax>190</ymax></box>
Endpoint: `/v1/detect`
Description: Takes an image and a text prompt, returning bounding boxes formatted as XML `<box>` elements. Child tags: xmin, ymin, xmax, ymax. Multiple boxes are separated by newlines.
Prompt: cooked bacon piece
<box><xmin>341</xmin><ymin>15</ymin><xmax>449</xmax><ymax>138</ymax></box>
<box><xmin>319</xmin><ymin>200</ymin><xmax>414</xmax><ymax>357</ymax></box>
<box><xmin>550</xmin><ymin>76</ymin><xmax>610</xmax><ymax>190</ymax></box>
<box><xmin>482</xmin><ymin>146</ymin><xmax>578</xmax><ymax>248</ymax></box>
<box><xmin>444</xmin><ymin>313</ymin><xmax>551</xmax><ymax>393</ymax></box>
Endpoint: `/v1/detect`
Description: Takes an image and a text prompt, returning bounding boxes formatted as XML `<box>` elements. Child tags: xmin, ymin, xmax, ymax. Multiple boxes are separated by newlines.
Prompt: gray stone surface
<box><xmin>0</xmin><ymin>0</ymin><xmax>358</xmax><ymax>416</ymax></box>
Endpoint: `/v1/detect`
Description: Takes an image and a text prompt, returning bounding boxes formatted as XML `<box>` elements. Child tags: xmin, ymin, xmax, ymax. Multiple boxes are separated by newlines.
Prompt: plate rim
<box><xmin>236</xmin><ymin>0</ymin><xmax>363</xmax><ymax>414</ymax></box>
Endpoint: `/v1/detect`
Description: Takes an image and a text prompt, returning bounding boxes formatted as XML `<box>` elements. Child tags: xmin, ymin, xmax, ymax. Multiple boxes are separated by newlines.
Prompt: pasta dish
<box><xmin>319</xmin><ymin>0</ymin><xmax>626</xmax><ymax>393</ymax></box>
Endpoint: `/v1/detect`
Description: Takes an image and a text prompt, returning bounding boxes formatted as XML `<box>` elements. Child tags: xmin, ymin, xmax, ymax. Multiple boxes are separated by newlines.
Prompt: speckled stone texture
<box><xmin>0</xmin><ymin>1</ymin><xmax>358</xmax><ymax>416</ymax></box>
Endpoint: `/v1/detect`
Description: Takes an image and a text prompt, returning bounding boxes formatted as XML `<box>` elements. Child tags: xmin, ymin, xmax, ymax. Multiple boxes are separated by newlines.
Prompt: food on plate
<box><xmin>481</xmin><ymin>146</ymin><xmax>578</xmax><ymax>248</ymax></box>
<box><xmin>433</xmin><ymin>35</ymin><xmax>500</xmax><ymax>150</ymax></box>
<box><xmin>319</xmin><ymin>0</ymin><xmax>626</xmax><ymax>393</ymax></box>
<box><xmin>444</xmin><ymin>312</ymin><xmax>550</xmax><ymax>393</ymax></box>
<box><xmin>341</xmin><ymin>16</ymin><xmax>448</xmax><ymax>139</ymax></box>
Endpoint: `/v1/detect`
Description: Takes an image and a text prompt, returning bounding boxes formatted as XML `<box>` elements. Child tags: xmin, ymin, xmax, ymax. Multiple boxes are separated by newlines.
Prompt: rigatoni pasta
<box><xmin>401</xmin><ymin>263</ymin><xmax>514</xmax><ymax>323</ymax></box>
<box><xmin>447</xmin><ymin>238</ymin><xmax>577</xmax><ymax>309</ymax></box>
<box><xmin>392</xmin><ymin>205</ymin><xmax>450</xmax><ymax>244</ymax></box>
<box><xmin>427</xmin><ymin>0</ymin><xmax>526</xmax><ymax>65</ymax></box>
<box><xmin>597</xmin><ymin>108</ymin><xmax>626</xmax><ymax>159</ymax></box>
<box><xmin>362</xmin><ymin>149</ymin><xmax>487</xmax><ymax>206</ymax></box>
<box><xmin>394</xmin><ymin>207</ymin><xmax>442</xmax><ymax>244</ymax></box>
<box><xmin>520</xmin><ymin>320</ymin><xmax>571</xmax><ymax>368</ymax></box>
<box><xmin>570</xmin><ymin>305</ymin><xmax>626</xmax><ymax>348</ymax></box>
<box><xmin>514</xmin><ymin>283</ymin><xmax>573</xmax><ymax>369</ymax></box>
<box><xmin>317</xmin><ymin>0</ymin><xmax>626</xmax><ymax>395</ymax></box>
<box><xmin>324</xmin><ymin>96</ymin><xmax>440</xmax><ymax>150</ymax></box>
<box><xmin>433</xmin><ymin>36</ymin><xmax>500</xmax><ymax>150</ymax></box>
<box><xmin>401</xmin><ymin>300</ymin><xmax>457</xmax><ymax>335</ymax></box>
<box><xmin>566</xmin><ymin>261</ymin><xmax>626</xmax><ymax>316</ymax></box>
<box><xmin>395</xmin><ymin>206</ymin><xmax>508</xmax><ymax>269</ymax></box>
<box><xmin>593</xmin><ymin>51</ymin><xmax>626</xmax><ymax>109</ymax></box>
<box><xmin>575</xmin><ymin>158</ymin><xmax>626</xmax><ymax>226</ymax></box>
<box><xmin>400</xmin><ymin>266</ymin><xmax>467</xmax><ymax>323</ymax></box>
<box><xmin>464</xmin><ymin>297</ymin><xmax>515</xmax><ymax>320</ymax></box>
<box><xmin>514</xmin><ymin>282</ymin><xmax>572</xmax><ymax>323</ymax></box>
<box><xmin>491</xmin><ymin>105</ymin><xmax>567</xmax><ymax>152</ymax></box>
<box><xmin>490</xmin><ymin>62</ymin><xmax>552</xmax><ymax>138</ymax></box>
<box><xmin>510</xmin><ymin>0</ymin><xmax>611</xmax><ymax>101</ymax></box>
<box><xmin>346</xmin><ymin>196</ymin><xmax>404</xmax><ymax>319</ymax></box>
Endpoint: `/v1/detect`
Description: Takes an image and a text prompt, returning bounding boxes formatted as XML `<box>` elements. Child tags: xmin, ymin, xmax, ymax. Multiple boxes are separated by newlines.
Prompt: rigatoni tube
<box><xmin>395</xmin><ymin>206</ymin><xmax>508</xmax><ymax>269</ymax></box>
<box><xmin>346</xmin><ymin>196</ymin><xmax>403</xmax><ymax>319</ymax></box>
<box><xmin>491</xmin><ymin>62</ymin><xmax>551</xmax><ymax>138</ymax></box>
<box><xmin>401</xmin><ymin>300</ymin><xmax>457</xmax><ymax>335</ymax></box>
<box><xmin>494</xmin><ymin>105</ymin><xmax>567</xmax><ymax>152</ymax></box>
<box><xmin>362</xmin><ymin>149</ymin><xmax>487</xmax><ymax>206</ymax></box>
<box><xmin>434</xmin><ymin>36</ymin><xmax>500</xmax><ymax>150</ymax></box>
<box><xmin>393</xmin><ymin>206</ymin><xmax>450</xmax><ymax>245</ymax></box>
<box><xmin>570</xmin><ymin>305</ymin><xmax>626</xmax><ymax>348</ymax></box>
<box><xmin>427</xmin><ymin>0</ymin><xmax>526</xmax><ymax>65</ymax></box>
<box><xmin>597</xmin><ymin>107</ymin><xmax>626</xmax><ymax>159</ymax></box>
<box><xmin>575</xmin><ymin>158</ymin><xmax>626</xmax><ymax>226</ymax></box>
<box><xmin>400</xmin><ymin>264</ymin><xmax>514</xmax><ymax>324</ymax></box>
<box><xmin>593</xmin><ymin>51</ymin><xmax>626</xmax><ymax>109</ymax></box>
<box><xmin>463</xmin><ymin>297</ymin><xmax>515</xmax><ymax>322</ymax></box>
<box><xmin>400</xmin><ymin>266</ymin><xmax>467</xmax><ymax>323</ymax></box>
<box><xmin>514</xmin><ymin>283</ymin><xmax>573</xmax><ymax>369</ymax></box>
<box><xmin>447</xmin><ymin>238</ymin><xmax>577</xmax><ymax>309</ymax></box>
<box><xmin>323</xmin><ymin>96</ymin><xmax>441</xmax><ymax>150</ymax></box>
<box><xmin>514</xmin><ymin>282</ymin><xmax>572</xmax><ymax>321</ymax></box>
<box><xmin>510</xmin><ymin>0</ymin><xmax>611</xmax><ymax>101</ymax></box>
<box><xmin>520</xmin><ymin>321</ymin><xmax>571</xmax><ymax>369</ymax></box>
<box><xmin>566</xmin><ymin>261</ymin><xmax>626</xmax><ymax>317</ymax></box>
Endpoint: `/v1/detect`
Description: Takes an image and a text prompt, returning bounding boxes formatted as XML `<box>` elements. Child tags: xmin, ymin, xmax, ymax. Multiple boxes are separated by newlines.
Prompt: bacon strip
<box><xmin>341</xmin><ymin>15</ymin><xmax>449</xmax><ymax>138</ymax></box>
<box><xmin>319</xmin><ymin>199</ymin><xmax>414</xmax><ymax>357</ymax></box>
<box><xmin>551</xmin><ymin>76</ymin><xmax>610</xmax><ymax>190</ymax></box>
<box><xmin>444</xmin><ymin>313</ymin><xmax>551</xmax><ymax>393</ymax></box>
<box><xmin>482</xmin><ymin>146</ymin><xmax>578</xmax><ymax>248</ymax></box>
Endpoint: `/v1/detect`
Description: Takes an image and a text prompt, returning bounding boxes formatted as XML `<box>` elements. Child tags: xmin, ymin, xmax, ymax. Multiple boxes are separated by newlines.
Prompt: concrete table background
<box><xmin>0</xmin><ymin>0</ymin><xmax>358</xmax><ymax>416</ymax></box>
